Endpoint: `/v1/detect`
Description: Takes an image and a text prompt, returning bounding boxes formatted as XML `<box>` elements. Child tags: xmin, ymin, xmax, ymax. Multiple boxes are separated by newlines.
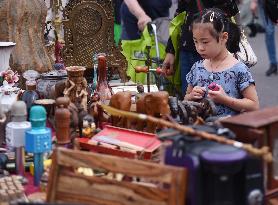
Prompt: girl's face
<box><xmin>192</xmin><ymin>23</ymin><xmax>228</xmax><ymax>59</ymax></box>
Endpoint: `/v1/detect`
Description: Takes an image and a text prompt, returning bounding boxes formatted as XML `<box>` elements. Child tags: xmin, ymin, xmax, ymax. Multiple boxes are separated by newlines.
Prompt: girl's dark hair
<box><xmin>193</xmin><ymin>8</ymin><xmax>241</xmax><ymax>53</ymax></box>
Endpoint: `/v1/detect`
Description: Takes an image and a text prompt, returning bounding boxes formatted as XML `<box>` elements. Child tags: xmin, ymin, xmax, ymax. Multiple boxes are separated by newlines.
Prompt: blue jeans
<box><xmin>180</xmin><ymin>50</ymin><xmax>202</xmax><ymax>96</ymax></box>
<box><xmin>259</xmin><ymin>2</ymin><xmax>277</xmax><ymax>65</ymax></box>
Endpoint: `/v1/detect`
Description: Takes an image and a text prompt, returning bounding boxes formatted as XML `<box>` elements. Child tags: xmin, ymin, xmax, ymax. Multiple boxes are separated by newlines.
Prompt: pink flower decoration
<box><xmin>1</xmin><ymin>69</ymin><xmax>19</xmax><ymax>85</ymax></box>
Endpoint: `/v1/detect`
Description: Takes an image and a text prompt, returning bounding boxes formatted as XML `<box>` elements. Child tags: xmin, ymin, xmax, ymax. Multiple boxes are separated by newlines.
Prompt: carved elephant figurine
<box><xmin>109</xmin><ymin>91</ymin><xmax>132</xmax><ymax>128</ymax></box>
<box><xmin>136</xmin><ymin>91</ymin><xmax>170</xmax><ymax>133</ymax></box>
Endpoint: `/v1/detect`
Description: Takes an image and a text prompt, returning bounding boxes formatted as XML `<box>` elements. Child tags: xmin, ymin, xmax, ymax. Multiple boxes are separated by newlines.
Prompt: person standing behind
<box><xmin>120</xmin><ymin>0</ymin><xmax>172</xmax><ymax>40</ymax></box>
<box><xmin>163</xmin><ymin>0</ymin><xmax>239</xmax><ymax>96</ymax></box>
<box><xmin>251</xmin><ymin>0</ymin><xmax>277</xmax><ymax>76</ymax></box>
<box><xmin>185</xmin><ymin>8</ymin><xmax>259</xmax><ymax>117</ymax></box>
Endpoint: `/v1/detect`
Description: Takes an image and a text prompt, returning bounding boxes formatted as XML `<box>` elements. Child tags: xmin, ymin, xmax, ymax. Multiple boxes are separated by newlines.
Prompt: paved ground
<box><xmin>248</xmin><ymin>32</ymin><xmax>278</xmax><ymax>109</ymax></box>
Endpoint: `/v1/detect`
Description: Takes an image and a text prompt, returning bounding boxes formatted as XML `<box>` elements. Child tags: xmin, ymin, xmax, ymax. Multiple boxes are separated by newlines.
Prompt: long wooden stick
<box><xmin>101</xmin><ymin>105</ymin><xmax>272</xmax><ymax>162</ymax></box>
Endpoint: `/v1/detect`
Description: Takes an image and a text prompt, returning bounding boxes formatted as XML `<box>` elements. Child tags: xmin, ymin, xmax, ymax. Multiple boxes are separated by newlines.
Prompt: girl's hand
<box><xmin>186</xmin><ymin>86</ymin><xmax>206</xmax><ymax>101</ymax></box>
<box><xmin>207</xmin><ymin>84</ymin><xmax>227</xmax><ymax>103</ymax></box>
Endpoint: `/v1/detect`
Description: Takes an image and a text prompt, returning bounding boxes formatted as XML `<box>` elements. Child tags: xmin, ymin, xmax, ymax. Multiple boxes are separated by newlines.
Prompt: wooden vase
<box><xmin>66</xmin><ymin>66</ymin><xmax>86</xmax><ymax>84</ymax></box>
<box><xmin>0</xmin><ymin>0</ymin><xmax>52</xmax><ymax>74</ymax></box>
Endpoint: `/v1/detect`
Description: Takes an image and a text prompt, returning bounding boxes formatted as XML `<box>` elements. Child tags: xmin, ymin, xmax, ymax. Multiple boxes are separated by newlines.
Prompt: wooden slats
<box><xmin>57</xmin><ymin>171</ymin><xmax>168</xmax><ymax>203</ymax></box>
<box><xmin>56</xmin><ymin>148</ymin><xmax>181</xmax><ymax>184</ymax></box>
<box><xmin>47</xmin><ymin>148</ymin><xmax>187</xmax><ymax>205</ymax></box>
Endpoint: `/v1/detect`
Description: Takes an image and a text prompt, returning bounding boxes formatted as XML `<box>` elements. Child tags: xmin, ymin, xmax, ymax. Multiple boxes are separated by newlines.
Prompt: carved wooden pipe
<box><xmin>135</xmin><ymin>66</ymin><xmax>149</xmax><ymax>73</ymax></box>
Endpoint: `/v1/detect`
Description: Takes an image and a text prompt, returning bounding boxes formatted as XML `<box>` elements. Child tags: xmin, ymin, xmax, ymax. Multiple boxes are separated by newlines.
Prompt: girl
<box><xmin>184</xmin><ymin>8</ymin><xmax>259</xmax><ymax>117</ymax></box>
<box><xmin>163</xmin><ymin>0</ymin><xmax>239</xmax><ymax>96</ymax></box>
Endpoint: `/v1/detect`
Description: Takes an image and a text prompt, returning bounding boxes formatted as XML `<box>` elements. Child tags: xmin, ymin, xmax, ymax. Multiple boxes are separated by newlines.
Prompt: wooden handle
<box><xmin>135</xmin><ymin>66</ymin><xmax>149</xmax><ymax>73</ymax></box>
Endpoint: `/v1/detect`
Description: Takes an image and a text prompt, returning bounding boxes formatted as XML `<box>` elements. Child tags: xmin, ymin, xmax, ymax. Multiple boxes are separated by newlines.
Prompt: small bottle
<box><xmin>21</xmin><ymin>80</ymin><xmax>39</xmax><ymax>113</ymax></box>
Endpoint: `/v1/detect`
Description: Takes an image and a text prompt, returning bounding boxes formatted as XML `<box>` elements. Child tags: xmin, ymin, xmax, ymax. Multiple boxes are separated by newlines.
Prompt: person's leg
<box><xmin>180</xmin><ymin>50</ymin><xmax>201</xmax><ymax>96</ymax></box>
<box><xmin>258</xmin><ymin>2</ymin><xmax>277</xmax><ymax>75</ymax></box>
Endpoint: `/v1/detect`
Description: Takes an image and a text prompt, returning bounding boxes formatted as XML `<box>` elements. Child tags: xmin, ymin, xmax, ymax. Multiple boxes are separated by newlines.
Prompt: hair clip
<box><xmin>210</xmin><ymin>12</ymin><xmax>215</xmax><ymax>22</ymax></box>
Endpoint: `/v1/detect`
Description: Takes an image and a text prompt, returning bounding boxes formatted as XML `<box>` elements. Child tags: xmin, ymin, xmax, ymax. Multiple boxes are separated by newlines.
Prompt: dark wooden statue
<box><xmin>167</xmin><ymin>96</ymin><xmax>218</xmax><ymax>125</ymax></box>
<box><xmin>0</xmin><ymin>0</ymin><xmax>52</xmax><ymax>74</ymax></box>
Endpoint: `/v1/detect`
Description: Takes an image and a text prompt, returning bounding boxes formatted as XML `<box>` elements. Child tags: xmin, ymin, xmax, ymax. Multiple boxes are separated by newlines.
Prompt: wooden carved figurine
<box><xmin>55</xmin><ymin>97</ymin><xmax>71</xmax><ymax>144</ymax></box>
<box><xmin>89</xmin><ymin>93</ymin><xmax>108</xmax><ymax>129</ymax></box>
<box><xmin>64</xmin><ymin>66</ymin><xmax>88</xmax><ymax>111</ymax></box>
<box><xmin>109</xmin><ymin>91</ymin><xmax>132</xmax><ymax>128</ymax></box>
<box><xmin>169</xmin><ymin>96</ymin><xmax>181</xmax><ymax>123</ymax></box>
<box><xmin>181</xmin><ymin>98</ymin><xmax>217</xmax><ymax>124</ymax></box>
<box><xmin>95</xmin><ymin>54</ymin><xmax>112</xmax><ymax>103</ymax></box>
<box><xmin>82</xmin><ymin>114</ymin><xmax>96</xmax><ymax>138</ymax></box>
<box><xmin>53</xmin><ymin>31</ymin><xmax>65</xmax><ymax>70</ymax></box>
<box><xmin>136</xmin><ymin>91</ymin><xmax>171</xmax><ymax>133</ymax></box>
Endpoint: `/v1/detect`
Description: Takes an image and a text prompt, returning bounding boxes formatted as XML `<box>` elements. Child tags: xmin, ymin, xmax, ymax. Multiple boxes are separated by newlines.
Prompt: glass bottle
<box><xmin>21</xmin><ymin>80</ymin><xmax>39</xmax><ymax>113</ymax></box>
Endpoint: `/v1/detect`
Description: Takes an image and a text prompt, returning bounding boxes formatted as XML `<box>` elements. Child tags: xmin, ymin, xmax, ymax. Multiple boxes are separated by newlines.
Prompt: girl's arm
<box><xmin>217</xmin><ymin>84</ymin><xmax>259</xmax><ymax>112</ymax></box>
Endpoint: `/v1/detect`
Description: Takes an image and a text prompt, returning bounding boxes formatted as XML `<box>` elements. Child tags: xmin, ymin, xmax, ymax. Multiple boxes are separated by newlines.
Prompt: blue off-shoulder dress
<box><xmin>186</xmin><ymin>60</ymin><xmax>255</xmax><ymax>117</ymax></box>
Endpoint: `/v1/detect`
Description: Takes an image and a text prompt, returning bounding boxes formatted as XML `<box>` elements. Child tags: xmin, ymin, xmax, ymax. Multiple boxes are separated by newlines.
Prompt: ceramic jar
<box><xmin>37</xmin><ymin>70</ymin><xmax>67</xmax><ymax>99</ymax></box>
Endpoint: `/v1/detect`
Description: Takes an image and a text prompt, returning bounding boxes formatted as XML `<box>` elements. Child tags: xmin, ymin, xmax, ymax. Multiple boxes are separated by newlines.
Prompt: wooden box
<box><xmin>47</xmin><ymin>147</ymin><xmax>187</xmax><ymax>205</ymax></box>
<box><xmin>78</xmin><ymin>125</ymin><xmax>161</xmax><ymax>160</ymax></box>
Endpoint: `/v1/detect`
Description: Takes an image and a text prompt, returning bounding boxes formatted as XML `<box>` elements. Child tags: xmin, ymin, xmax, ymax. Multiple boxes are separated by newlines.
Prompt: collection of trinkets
<box><xmin>0</xmin><ymin>6</ymin><xmax>222</xmax><ymax>202</ymax></box>
<box><xmin>0</xmin><ymin>176</ymin><xmax>28</xmax><ymax>203</ymax></box>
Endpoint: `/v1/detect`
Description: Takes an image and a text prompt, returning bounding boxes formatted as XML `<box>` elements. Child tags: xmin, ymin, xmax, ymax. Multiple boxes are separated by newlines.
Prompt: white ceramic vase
<box><xmin>0</xmin><ymin>42</ymin><xmax>16</xmax><ymax>72</ymax></box>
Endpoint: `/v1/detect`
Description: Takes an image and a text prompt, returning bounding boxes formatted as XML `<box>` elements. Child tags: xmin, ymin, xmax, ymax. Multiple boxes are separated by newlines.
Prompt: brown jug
<box><xmin>95</xmin><ymin>54</ymin><xmax>112</xmax><ymax>102</ymax></box>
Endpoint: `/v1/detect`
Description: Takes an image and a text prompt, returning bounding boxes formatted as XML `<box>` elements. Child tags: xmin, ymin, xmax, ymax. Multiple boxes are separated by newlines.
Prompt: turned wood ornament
<box><xmin>0</xmin><ymin>0</ymin><xmax>52</xmax><ymax>74</ymax></box>
<box><xmin>55</xmin><ymin>97</ymin><xmax>71</xmax><ymax>144</ymax></box>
